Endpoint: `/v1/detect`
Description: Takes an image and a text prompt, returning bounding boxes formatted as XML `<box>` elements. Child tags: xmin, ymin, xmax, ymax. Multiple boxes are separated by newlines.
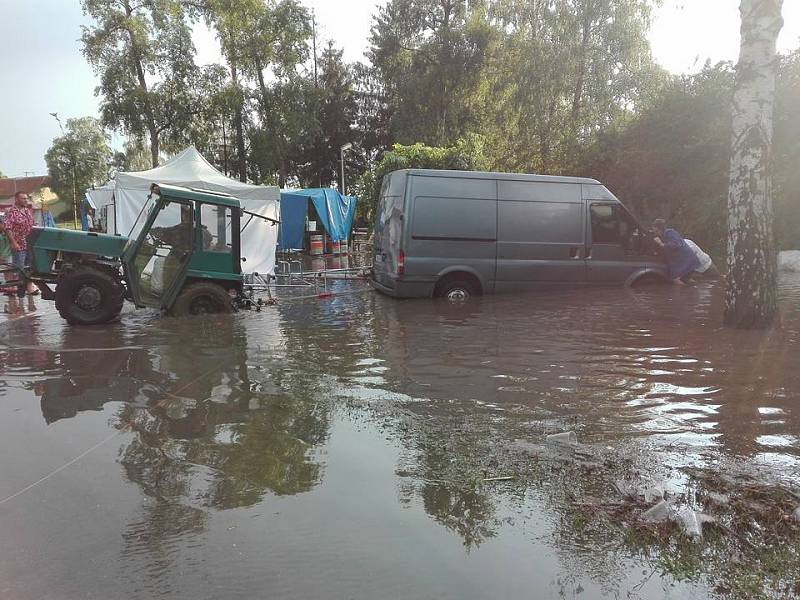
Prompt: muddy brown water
<box><xmin>1</xmin><ymin>276</ymin><xmax>800</xmax><ymax>599</ymax></box>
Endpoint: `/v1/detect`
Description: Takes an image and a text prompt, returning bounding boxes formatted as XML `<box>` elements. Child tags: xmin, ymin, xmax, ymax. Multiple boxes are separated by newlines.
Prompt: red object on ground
<box><xmin>318</xmin><ymin>292</ymin><xmax>333</xmax><ymax>299</ymax></box>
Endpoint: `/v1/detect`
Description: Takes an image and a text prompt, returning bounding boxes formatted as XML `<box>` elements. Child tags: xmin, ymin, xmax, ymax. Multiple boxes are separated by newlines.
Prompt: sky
<box><xmin>1</xmin><ymin>0</ymin><xmax>798</xmax><ymax>178</ymax></box>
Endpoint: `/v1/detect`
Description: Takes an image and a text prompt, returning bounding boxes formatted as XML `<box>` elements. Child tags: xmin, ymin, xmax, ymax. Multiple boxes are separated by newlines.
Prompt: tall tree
<box><xmin>352</xmin><ymin>62</ymin><xmax>393</xmax><ymax>163</ymax></box>
<box><xmin>111</xmin><ymin>138</ymin><xmax>153</xmax><ymax>174</ymax></box>
<box><xmin>772</xmin><ymin>50</ymin><xmax>800</xmax><ymax>250</ymax></box>
<box><xmin>81</xmin><ymin>0</ymin><xmax>199</xmax><ymax>167</ymax></box>
<box><xmin>296</xmin><ymin>42</ymin><xmax>358</xmax><ymax>188</ymax></box>
<box><xmin>576</xmin><ymin>64</ymin><xmax>734</xmax><ymax>256</ymax></box>
<box><xmin>44</xmin><ymin>117</ymin><xmax>112</xmax><ymax>219</ymax></box>
<box><xmin>204</xmin><ymin>0</ymin><xmax>262</xmax><ymax>182</ymax></box>
<box><xmin>206</xmin><ymin>0</ymin><xmax>311</xmax><ymax>186</ymax></box>
<box><xmin>487</xmin><ymin>0</ymin><xmax>660</xmax><ymax>173</ymax></box>
<box><xmin>369</xmin><ymin>0</ymin><xmax>494</xmax><ymax>146</ymax></box>
<box><xmin>725</xmin><ymin>0</ymin><xmax>784</xmax><ymax>329</ymax></box>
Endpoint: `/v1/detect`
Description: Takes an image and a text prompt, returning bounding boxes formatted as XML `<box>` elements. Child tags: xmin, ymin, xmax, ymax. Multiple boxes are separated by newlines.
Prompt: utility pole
<box><xmin>221</xmin><ymin>119</ymin><xmax>229</xmax><ymax>176</ymax></box>
<box><xmin>50</xmin><ymin>112</ymin><xmax>79</xmax><ymax>229</ymax></box>
<box><xmin>312</xmin><ymin>9</ymin><xmax>323</xmax><ymax>187</ymax></box>
<box><xmin>312</xmin><ymin>9</ymin><xmax>318</xmax><ymax>88</ymax></box>
<box><xmin>340</xmin><ymin>142</ymin><xmax>352</xmax><ymax>195</ymax></box>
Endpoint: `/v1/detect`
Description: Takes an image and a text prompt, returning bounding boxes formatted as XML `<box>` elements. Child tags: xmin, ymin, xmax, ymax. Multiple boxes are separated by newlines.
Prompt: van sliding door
<box><xmin>495</xmin><ymin>181</ymin><xmax>585</xmax><ymax>291</ymax></box>
<box><xmin>407</xmin><ymin>175</ymin><xmax>497</xmax><ymax>289</ymax></box>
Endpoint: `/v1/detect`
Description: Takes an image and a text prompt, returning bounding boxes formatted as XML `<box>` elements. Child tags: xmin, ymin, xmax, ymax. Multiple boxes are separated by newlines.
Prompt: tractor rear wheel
<box><xmin>170</xmin><ymin>282</ymin><xmax>233</xmax><ymax>317</ymax></box>
<box><xmin>55</xmin><ymin>265</ymin><xmax>125</xmax><ymax>325</ymax></box>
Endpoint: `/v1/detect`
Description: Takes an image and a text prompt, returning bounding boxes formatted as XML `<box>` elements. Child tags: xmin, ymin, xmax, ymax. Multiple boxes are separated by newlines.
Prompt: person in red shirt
<box><xmin>5</xmin><ymin>191</ymin><xmax>37</xmax><ymax>296</ymax></box>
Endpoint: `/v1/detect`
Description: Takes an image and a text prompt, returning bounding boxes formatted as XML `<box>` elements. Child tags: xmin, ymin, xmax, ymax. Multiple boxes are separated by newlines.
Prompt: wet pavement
<box><xmin>1</xmin><ymin>275</ymin><xmax>800</xmax><ymax>599</ymax></box>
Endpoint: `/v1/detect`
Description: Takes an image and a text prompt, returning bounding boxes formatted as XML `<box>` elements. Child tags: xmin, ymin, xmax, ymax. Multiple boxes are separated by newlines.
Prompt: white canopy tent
<box><xmin>86</xmin><ymin>182</ymin><xmax>115</xmax><ymax>230</ymax></box>
<box><xmin>90</xmin><ymin>146</ymin><xmax>280</xmax><ymax>275</ymax></box>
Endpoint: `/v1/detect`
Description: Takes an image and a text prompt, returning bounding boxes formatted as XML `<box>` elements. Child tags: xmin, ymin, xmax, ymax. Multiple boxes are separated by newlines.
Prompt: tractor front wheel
<box><xmin>55</xmin><ymin>266</ymin><xmax>125</xmax><ymax>325</ymax></box>
<box><xmin>170</xmin><ymin>282</ymin><xmax>233</xmax><ymax>317</ymax></box>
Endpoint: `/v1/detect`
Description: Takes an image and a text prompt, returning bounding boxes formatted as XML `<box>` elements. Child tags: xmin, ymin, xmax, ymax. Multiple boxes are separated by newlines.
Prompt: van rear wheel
<box><xmin>435</xmin><ymin>277</ymin><xmax>479</xmax><ymax>303</ymax></box>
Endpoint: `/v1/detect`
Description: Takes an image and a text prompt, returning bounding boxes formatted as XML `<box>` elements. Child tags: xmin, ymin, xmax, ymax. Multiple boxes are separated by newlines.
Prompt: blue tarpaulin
<box><xmin>278</xmin><ymin>188</ymin><xmax>357</xmax><ymax>250</ymax></box>
<box><xmin>278</xmin><ymin>192</ymin><xmax>309</xmax><ymax>250</ymax></box>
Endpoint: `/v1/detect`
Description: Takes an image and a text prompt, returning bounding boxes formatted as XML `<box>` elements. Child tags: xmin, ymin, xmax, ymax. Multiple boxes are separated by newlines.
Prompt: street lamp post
<box><xmin>50</xmin><ymin>112</ymin><xmax>79</xmax><ymax>229</ymax></box>
<box><xmin>340</xmin><ymin>142</ymin><xmax>353</xmax><ymax>195</ymax></box>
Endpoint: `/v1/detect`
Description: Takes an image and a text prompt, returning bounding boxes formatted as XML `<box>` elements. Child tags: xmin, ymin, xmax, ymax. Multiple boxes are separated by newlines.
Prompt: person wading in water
<box><xmin>651</xmin><ymin>219</ymin><xmax>700</xmax><ymax>285</ymax></box>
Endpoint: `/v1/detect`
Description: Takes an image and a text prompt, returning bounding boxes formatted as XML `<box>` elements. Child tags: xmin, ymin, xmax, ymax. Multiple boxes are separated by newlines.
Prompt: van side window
<box><xmin>590</xmin><ymin>204</ymin><xmax>634</xmax><ymax>246</ymax></box>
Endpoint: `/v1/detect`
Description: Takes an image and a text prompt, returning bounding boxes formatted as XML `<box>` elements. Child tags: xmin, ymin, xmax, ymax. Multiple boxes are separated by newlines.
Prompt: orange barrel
<box><xmin>326</xmin><ymin>239</ymin><xmax>341</xmax><ymax>255</ymax></box>
<box><xmin>340</xmin><ymin>238</ymin><xmax>349</xmax><ymax>254</ymax></box>
<box><xmin>310</xmin><ymin>235</ymin><xmax>324</xmax><ymax>256</ymax></box>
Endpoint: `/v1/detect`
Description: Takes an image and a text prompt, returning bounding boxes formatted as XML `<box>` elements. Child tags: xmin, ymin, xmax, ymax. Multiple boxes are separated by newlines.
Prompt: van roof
<box><xmin>397</xmin><ymin>169</ymin><xmax>602</xmax><ymax>185</ymax></box>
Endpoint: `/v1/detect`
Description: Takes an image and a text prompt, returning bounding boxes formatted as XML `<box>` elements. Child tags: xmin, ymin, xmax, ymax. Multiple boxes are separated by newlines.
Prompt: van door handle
<box><xmin>569</xmin><ymin>246</ymin><xmax>581</xmax><ymax>259</ymax></box>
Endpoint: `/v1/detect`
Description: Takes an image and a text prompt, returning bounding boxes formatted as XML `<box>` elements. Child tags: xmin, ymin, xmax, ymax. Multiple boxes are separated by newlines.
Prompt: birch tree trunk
<box><xmin>725</xmin><ymin>0</ymin><xmax>784</xmax><ymax>329</ymax></box>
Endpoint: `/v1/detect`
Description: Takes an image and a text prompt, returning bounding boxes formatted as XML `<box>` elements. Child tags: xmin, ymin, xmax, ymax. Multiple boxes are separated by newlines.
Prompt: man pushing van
<box><xmin>651</xmin><ymin>219</ymin><xmax>700</xmax><ymax>285</ymax></box>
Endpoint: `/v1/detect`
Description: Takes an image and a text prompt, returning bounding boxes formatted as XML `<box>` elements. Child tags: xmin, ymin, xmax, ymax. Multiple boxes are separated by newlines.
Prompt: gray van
<box><xmin>371</xmin><ymin>169</ymin><xmax>667</xmax><ymax>300</ymax></box>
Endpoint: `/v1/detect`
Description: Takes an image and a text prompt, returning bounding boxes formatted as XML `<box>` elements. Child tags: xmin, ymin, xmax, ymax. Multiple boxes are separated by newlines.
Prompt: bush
<box><xmin>354</xmin><ymin>137</ymin><xmax>488</xmax><ymax>225</ymax></box>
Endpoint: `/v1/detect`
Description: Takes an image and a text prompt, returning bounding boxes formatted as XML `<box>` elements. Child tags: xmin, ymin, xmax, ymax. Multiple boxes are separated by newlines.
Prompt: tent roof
<box><xmin>114</xmin><ymin>146</ymin><xmax>279</xmax><ymax>204</ymax></box>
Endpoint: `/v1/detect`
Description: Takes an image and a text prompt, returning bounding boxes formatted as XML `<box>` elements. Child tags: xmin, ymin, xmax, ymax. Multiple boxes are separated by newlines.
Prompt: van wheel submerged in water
<box><xmin>434</xmin><ymin>274</ymin><xmax>482</xmax><ymax>302</ymax></box>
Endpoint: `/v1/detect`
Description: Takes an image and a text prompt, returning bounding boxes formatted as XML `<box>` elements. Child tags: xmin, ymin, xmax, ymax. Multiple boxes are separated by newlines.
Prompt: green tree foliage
<box><xmin>369</xmin><ymin>0</ymin><xmax>495</xmax><ymax>146</ymax></box>
<box><xmin>577</xmin><ymin>55</ymin><xmax>800</xmax><ymax>257</ymax></box>
<box><xmin>486</xmin><ymin>0</ymin><xmax>663</xmax><ymax>173</ymax></box>
<box><xmin>203</xmin><ymin>0</ymin><xmax>260</xmax><ymax>182</ymax></box>
<box><xmin>355</xmin><ymin>138</ymin><xmax>488</xmax><ymax>224</ymax></box>
<box><xmin>292</xmin><ymin>42</ymin><xmax>359</xmax><ymax>188</ymax></box>
<box><xmin>773</xmin><ymin>50</ymin><xmax>800</xmax><ymax>250</ymax></box>
<box><xmin>111</xmin><ymin>137</ymin><xmax>155</xmax><ymax>174</ymax></box>
<box><xmin>81</xmin><ymin>0</ymin><xmax>201</xmax><ymax>168</ymax></box>
<box><xmin>211</xmin><ymin>0</ymin><xmax>311</xmax><ymax>186</ymax></box>
<box><xmin>577</xmin><ymin>64</ymin><xmax>734</xmax><ymax>256</ymax></box>
<box><xmin>204</xmin><ymin>0</ymin><xmax>312</xmax><ymax>184</ymax></box>
<box><xmin>352</xmin><ymin>62</ymin><xmax>393</xmax><ymax>164</ymax></box>
<box><xmin>44</xmin><ymin>117</ymin><xmax>112</xmax><ymax>217</ymax></box>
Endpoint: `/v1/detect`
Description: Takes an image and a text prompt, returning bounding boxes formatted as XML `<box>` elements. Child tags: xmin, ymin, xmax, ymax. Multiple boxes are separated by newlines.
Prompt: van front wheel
<box><xmin>435</xmin><ymin>277</ymin><xmax>479</xmax><ymax>303</ymax></box>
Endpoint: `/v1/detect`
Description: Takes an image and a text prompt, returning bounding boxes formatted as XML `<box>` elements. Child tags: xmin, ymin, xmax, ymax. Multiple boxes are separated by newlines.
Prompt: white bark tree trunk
<box><xmin>725</xmin><ymin>0</ymin><xmax>784</xmax><ymax>329</ymax></box>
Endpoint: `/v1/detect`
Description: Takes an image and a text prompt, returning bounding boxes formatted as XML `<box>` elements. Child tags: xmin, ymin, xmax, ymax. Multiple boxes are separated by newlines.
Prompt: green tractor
<box><xmin>23</xmin><ymin>183</ymin><xmax>269</xmax><ymax>325</ymax></box>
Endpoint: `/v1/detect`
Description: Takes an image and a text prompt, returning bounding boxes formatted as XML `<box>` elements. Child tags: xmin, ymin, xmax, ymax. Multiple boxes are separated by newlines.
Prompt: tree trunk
<box><xmin>147</xmin><ymin>127</ymin><xmax>160</xmax><ymax>169</ymax></box>
<box><xmin>124</xmin><ymin>1</ymin><xmax>159</xmax><ymax>168</ymax></box>
<box><xmin>724</xmin><ymin>0</ymin><xmax>784</xmax><ymax>329</ymax></box>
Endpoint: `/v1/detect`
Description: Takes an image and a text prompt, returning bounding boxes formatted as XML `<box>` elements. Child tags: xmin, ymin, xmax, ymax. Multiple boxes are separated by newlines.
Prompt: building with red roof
<box><xmin>0</xmin><ymin>176</ymin><xmax>60</xmax><ymax>227</ymax></box>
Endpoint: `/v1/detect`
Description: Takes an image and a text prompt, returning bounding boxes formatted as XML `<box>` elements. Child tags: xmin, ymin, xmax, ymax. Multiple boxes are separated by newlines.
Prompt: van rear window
<box><xmin>377</xmin><ymin>174</ymin><xmax>406</xmax><ymax>224</ymax></box>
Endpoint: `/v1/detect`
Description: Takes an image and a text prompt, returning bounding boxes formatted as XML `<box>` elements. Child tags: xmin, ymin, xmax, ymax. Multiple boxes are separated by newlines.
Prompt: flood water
<box><xmin>2</xmin><ymin>275</ymin><xmax>800</xmax><ymax>599</ymax></box>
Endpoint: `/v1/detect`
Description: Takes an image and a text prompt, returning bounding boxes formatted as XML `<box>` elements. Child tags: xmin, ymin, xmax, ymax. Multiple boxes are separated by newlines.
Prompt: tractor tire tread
<box><xmin>170</xmin><ymin>281</ymin><xmax>233</xmax><ymax>317</ymax></box>
<box><xmin>55</xmin><ymin>265</ymin><xmax>124</xmax><ymax>326</ymax></box>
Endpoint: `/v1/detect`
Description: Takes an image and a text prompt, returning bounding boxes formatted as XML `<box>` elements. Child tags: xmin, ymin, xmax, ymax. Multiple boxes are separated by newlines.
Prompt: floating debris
<box><xmin>546</xmin><ymin>431</ymin><xmax>578</xmax><ymax>447</ymax></box>
<box><xmin>642</xmin><ymin>499</ymin><xmax>673</xmax><ymax>523</ymax></box>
